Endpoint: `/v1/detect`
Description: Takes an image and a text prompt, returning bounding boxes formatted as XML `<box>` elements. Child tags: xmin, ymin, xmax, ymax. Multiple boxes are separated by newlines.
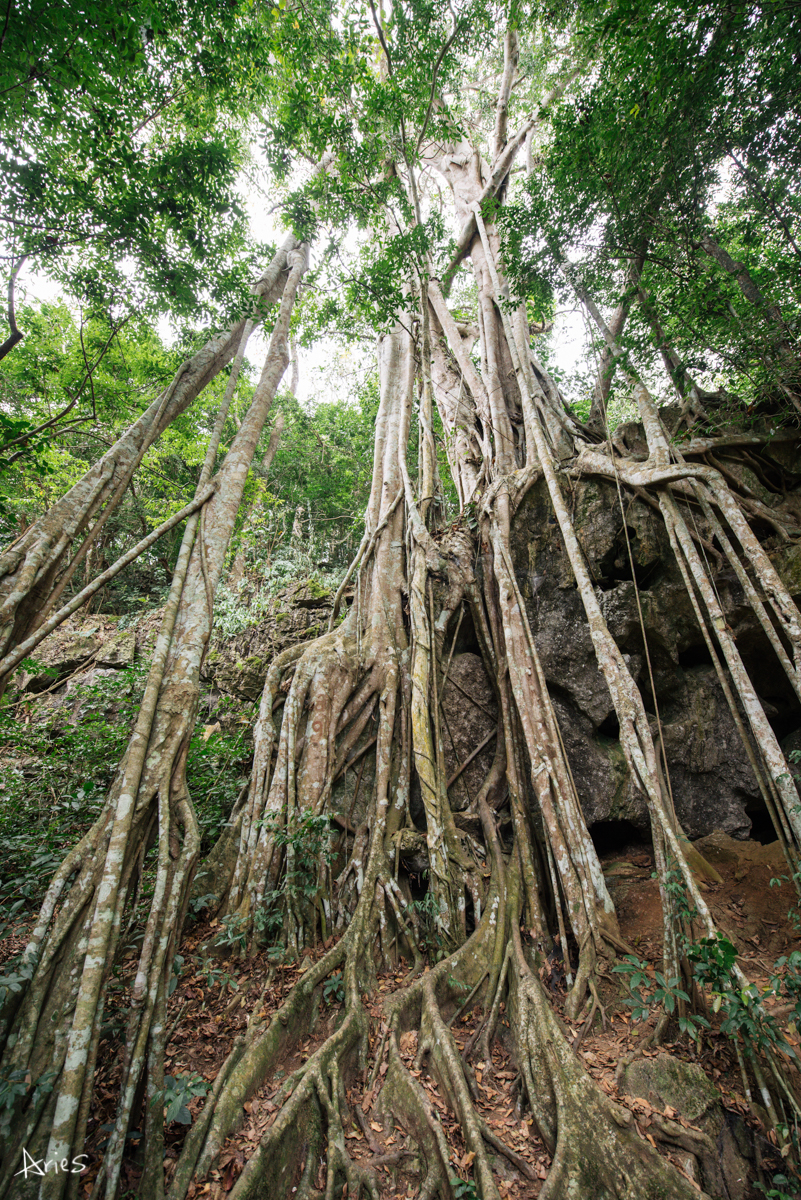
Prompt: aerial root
<box><xmin>572</xmin><ymin>976</ymin><xmax>607</xmax><ymax>1053</ymax></box>
<box><xmin>419</xmin><ymin>972</ymin><xmax>503</xmax><ymax>1200</ymax></box>
<box><xmin>169</xmin><ymin>939</ymin><xmax>347</xmax><ymax>1199</ymax></box>
<box><xmin>508</xmin><ymin>939</ymin><xmax>706</xmax><ymax>1200</ymax></box>
<box><xmin>224</xmin><ymin>998</ymin><xmax>367</xmax><ymax>1200</ymax></box>
<box><xmin>470</xmin><ymin>941</ymin><xmax>510</xmax><ymax>1065</ymax></box>
<box><xmin>647</xmin><ymin>1113</ymin><xmax>729</xmax><ymax>1198</ymax></box>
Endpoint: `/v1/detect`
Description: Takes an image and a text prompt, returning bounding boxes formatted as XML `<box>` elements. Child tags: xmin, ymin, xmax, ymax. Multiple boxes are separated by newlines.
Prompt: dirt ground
<box><xmin>6</xmin><ymin>831</ymin><xmax>799</xmax><ymax>1199</ymax></box>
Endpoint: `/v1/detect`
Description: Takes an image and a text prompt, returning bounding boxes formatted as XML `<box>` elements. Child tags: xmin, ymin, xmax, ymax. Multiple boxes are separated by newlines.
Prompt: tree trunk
<box><xmin>0</xmin><ymin>237</ymin><xmax>296</xmax><ymax>674</ymax></box>
<box><xmin>0</xmin><ymin>244</ymin><xmax>308</xmax><ymax>1200</ymax></box>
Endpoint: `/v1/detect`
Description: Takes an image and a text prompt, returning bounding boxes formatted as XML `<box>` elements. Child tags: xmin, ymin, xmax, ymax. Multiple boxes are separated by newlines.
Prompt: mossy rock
<box><xmin>770</xmin><ymin>543</ymin><xmax>801</xmax><ymax>597</ymax></box>
<box><xmin>621</xmin><ymin>1053</ymin><xmax>719</xmax><ymax>1124</ymax></box>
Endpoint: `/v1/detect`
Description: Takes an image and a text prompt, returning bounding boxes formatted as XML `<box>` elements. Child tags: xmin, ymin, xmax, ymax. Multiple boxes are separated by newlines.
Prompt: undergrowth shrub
<box><xmin>0</xmin><ymin>663</ymin><xmax>253</xmax><ymax>935</ymax></box>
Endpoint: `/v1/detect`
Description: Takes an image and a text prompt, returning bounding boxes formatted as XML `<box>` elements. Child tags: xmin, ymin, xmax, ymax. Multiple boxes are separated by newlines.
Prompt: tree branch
<box><xmin>441</xmin><ymin>63</ymin><xmax>580</xmax><ymax>292</ymax></box>
<box><xmin>0</xmin><ymin>317</ymin><xmax>125</xmax><ymax>457</ymax></box>
<box><xmin>0</xmin><ymin>253</ymin><xmax>27</xmax><ymax>361</ymax></box>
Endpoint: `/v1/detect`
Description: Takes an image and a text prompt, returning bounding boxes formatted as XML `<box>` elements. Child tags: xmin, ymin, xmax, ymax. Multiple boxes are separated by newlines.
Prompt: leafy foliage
<box><xmin>255</xmin><ymin>811</ymin><xmax>335</xmax><ymax>950</ymax></box>
<box><xmin>0</xmin><ymin>0</ymin><xmax>276</xmax><ymax>328</ymax></box>
<box><xmin>157</xmin><ymin>1073</ymin><xmax>210</xmax><ymax>1125</ymax></box>
<box><xmin>499</xmin><ymin>0</ymin><xmax>801</xmax><ymax>417</ymax></box>
<box><xmin>0</xmin><ymin>663</ymin><xmax>252</xmax><ymax>929</ymax></box>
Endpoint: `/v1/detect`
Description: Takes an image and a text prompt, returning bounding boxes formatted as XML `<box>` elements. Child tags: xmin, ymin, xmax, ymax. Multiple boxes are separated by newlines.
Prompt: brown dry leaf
<box><xmin>370</xmin><ymin>1121</ymin><xmax>383</xmax><ymax>1133</ymax></box>
<box><xmin>663</xmin><ymin>1105</ymin><xmax>676</xmax><ymax>1119</ymax></box>
<box><xmin>461</xmin><ymin>1151</ymin><xmax>476</xmax><ymax>1169</ymax></box>
<box><xmin>202</xmin><ymin>722</ymin><xmax>221</xmax><ymax>742</ymax></box>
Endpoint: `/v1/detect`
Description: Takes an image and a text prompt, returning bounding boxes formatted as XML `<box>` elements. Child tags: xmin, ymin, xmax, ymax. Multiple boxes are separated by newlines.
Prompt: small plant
<box><xmin>256</xmin><ymin>811</ymin><xmax>334</xmax><ymax>947</ymax></box>
<box><xmin>0</xmin><ymin>956</ymin><xmax>35</xmax><ymax>1007</ymax></box>
<box><xmin>407</xmin><ymin>889</ymin><xmax>446</xmax><ymax>960</ymax></box>
<box><xmin>189</xmin><ymin>892</ymin><xmax>217</xmax><ymax>916</ymax></box>
<box><xmin>167</xmin><ymin>954</ymin><xmax>185</xmax><ymax>998</ymax></box>
<box><xmin>770</xmin><ymin>951</ymin><xmax>801</xmax><ymax>1029</ymax></box>
<box><xmin>755</xmin><ymin>1172</ymin><xmax>801</xmax><ymax>1199</ymax></box>
<box><xmin>0</xmin><ymin>1067</ymin><xmax>55</xmax><ymax>1138</ymax></box>
<box><xmin>0</xmin><ymin>1070</ymin><xmax>28</xmax><ymax>1138</ymax></box>
<box><xmin>689</xmin><ymin>935</ymin><xmax>796</xmax><ymax>1061</ymax></box>
<box><xmin>157</xmin><ymin>1073</ymin><xmax>209</xmax><ymax>1124</ymax></box>
<box><xmin>451</xmin><ymin>1177</ymin><xmax>479</xmax><ymax>1200</ymax></box>
<box><xmin>323</xmin><ymin>971</ymin><xmax>345</xmax><ymax>1006</ymax></box>
<box><xmin>612</xmin><ymin>955</ymin><xmax>709</xmax><ymax>1043</ymax></box>
<box><xmin>199</xmin><ymin>958</ymin><xmax>239</xmax><ymax>995</ymax></box>
<box><xmin>213</xmin><ymin>912</ymin><xmax>248</xmax><ymax>954</ymax></box>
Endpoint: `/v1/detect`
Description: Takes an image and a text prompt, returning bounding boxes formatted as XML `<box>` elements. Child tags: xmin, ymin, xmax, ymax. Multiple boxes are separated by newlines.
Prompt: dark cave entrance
<box><xmin>589</xmin><ymin>818</ymin><xmax>652</xmax><ymax>859</ymax></box>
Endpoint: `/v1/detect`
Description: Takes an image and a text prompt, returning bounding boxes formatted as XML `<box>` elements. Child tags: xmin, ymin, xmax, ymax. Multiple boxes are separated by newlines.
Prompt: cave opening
<box><xmin>745</xmin><ymin>797</ymin><xmax>783</xmax><ymax>846</ymax></box>
<box><xmin>677</xmin><ymin>642</ymin><xmax>715</xmax><ymax>669</ymax></box>
<box><xmin>589</xmin><ymin>817</ymin><xmax>651</xmax><ymax>859</ymax></box>
<box><xmin>596</xmin><ymin>711</ymin><xmax>621</xmax><ymax>739</ymax></box>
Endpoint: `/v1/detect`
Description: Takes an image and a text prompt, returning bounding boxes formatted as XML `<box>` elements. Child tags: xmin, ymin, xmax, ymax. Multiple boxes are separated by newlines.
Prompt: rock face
<box><xmin>509</xmin><ymin>467</ymin><xmax>801</xmax><ymax>841</ymax></box>
<box><xmin>204</xmin><ymin>582</ymin><xmax>337</xmax><ymax>701</ymax></box>
<box><xmin>18</xmin><ymin>618</ymin><xmax>136</xmax><ymax>692</ymax></box>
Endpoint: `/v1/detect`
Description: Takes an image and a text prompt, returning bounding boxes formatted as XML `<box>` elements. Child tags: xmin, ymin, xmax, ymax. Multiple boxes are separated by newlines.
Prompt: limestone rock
<box><xmin>510</xmin><ymin>470</ymin><xmax>800</xmax><ymax>840</ymax></box>
<box><xmin>205</xmin><ymin>597</ymin><xmax>336</xmax><ymax>701</ymax></box>
<box><xmin>18</xmin><ymin>617</ymin><xmax>135</xmax><ymax>691</ymax></box>
<box><xmin>97</xmin><ymin>629</ymin><xmax>135</xmax><ymax>667</ymax></box>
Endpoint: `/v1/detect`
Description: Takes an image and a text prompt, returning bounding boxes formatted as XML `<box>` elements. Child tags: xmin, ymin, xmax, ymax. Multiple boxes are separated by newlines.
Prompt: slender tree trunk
<box><xmin>0</xmin><ymin>244</ymin><xmax>308</xmax><ymax>1200</ymax></box>
<box><xmin>0</xmin><ymin>237</ymin><xmax>296</xmax><ymax>667</ymax></box>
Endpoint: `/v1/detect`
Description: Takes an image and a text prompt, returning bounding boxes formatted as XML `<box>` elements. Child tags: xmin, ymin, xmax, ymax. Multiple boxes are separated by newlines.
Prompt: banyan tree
<box><xmin>1</xmin><ymin>0</ymin><xmax>800</xmax><ymax>1197</ymax></box>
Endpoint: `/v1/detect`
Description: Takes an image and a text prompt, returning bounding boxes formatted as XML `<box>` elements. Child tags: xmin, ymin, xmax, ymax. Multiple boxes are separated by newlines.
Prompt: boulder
<box><xmin>204</xmin><ymin>594</ymin><xmax>337</xmax><ymax>701</ymax></box>
<box><xmin>620</xmin><ymin>1054</ymin><xmax>754</xmax><ymax>1200</ymax></box>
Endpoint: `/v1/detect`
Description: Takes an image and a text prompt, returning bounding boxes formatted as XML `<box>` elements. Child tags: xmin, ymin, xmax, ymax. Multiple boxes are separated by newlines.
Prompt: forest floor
<box><xmin>1</xmin><ymin>829</ymin><xmax>785</xmax><ymax>1199</ymax></box>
